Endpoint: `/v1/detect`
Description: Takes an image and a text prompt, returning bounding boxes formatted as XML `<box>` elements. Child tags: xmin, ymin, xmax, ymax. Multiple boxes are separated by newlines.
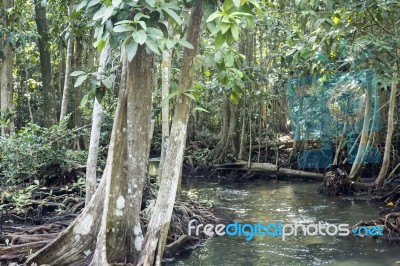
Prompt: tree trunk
<box><xmin>349</xmin><ymin>86</ymin><xmax>372</xmax><ymax>179</ymax></box>
<box><xmin>27</xmin><ymin>45</ymin><xmax>154</xmax><ymax>265</ymax></box>
<box><xmin>85</xmin><ymin>43</ymin><xmax>110</xmax><ymax>205</ymax></box>
<box><xmin>34</xmin><ymin>0</ymin><xmax>57</xmax><ymax>127</ymax></box>
<box><xmin>375</xmin><ymin>62</ymin><xmax>398</xmax><ymax>187</ymax></box>
<box><xmin>210</xmin><ymin>98</ymin><xmax>230</xmax><ymax>161</ymax></box>
<box><xmin>139</xmin><ymin>2</ymin><xmax>203</xmax><ymax>265</ymax></box>
<box><xmin>74</xmin><ymin>36</ymin><xmax>86</xmax><ymax>149</ymax></box>
<box><xmin>90</xmin><ymin>45</ymin><xmax>154</xmax><ymax>265</ymax></box>
<box><xmin>59</xmin><ymin>4</ymin><xmax>73</xmax><ymax>120</ymax></box>
<box><xmin>159</xmin><ymin>47</ymin><xmax>172</xmax><ymax>180</ymax></box>
<box><xmin>0</xmin><ymin>0</ymin><xmax>15</xmax><ymax>136</ymax></box>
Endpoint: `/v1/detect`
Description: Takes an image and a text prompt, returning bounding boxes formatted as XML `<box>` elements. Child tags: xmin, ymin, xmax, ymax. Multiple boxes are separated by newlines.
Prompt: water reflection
<box><xmin>167</xmin><ymin>178</ymin><xmax>400</xmax><ymax>266</ymax></box>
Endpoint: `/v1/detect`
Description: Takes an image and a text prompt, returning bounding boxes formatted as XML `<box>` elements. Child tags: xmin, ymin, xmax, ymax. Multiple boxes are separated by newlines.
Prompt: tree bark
<box><xmin>375</xmin><ymin>62</ymin><xmax>398</xmax><ymax>187</ymax></box>
<box><xmin>90</xmin><ymin>45</ymin><xmax>153</xmax><ymax>265</ymax></box>
<box><xmin>349</xmin><ymin>86</ymin><xmax>372</xmax><ymax>179</ymax></box>
<box><xmin>85</xmin><ymin>43</ymin><xmax>110</xmax><ymax>205</ymax></box>
<box><xmin>59</xmin><ymin>4</ymin><xmax>73</xmax><ymax>120</ymax></box>
<box><xmin>0</xmin><ymin>0</ymin><xmax>15</xmax><ymax>136</ymax></box>
<box><xmin>159</xmin><ymin>47</ymin><xmax>172</xmax><ymax>180</ymax></box>
<box><xmin>34</xmin><ymin>0</ymin><xmax>57</xmax><ymax>127</ymax></box>
<box><xmin>27</xmin><ymin>45</ymin><xmax>154</xmax><ymax>266</ymax></box>
<box><xmin>139</xmin><ymin>2</ymin><xmax>203</xmax><ymax>265</ymax></box>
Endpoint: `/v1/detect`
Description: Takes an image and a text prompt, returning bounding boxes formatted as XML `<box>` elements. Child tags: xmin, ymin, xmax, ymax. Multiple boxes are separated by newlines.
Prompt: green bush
<box><xmin>0</xmin><ymin>118</ymin><xmax>88</xmax><ymax>185</ymax></box>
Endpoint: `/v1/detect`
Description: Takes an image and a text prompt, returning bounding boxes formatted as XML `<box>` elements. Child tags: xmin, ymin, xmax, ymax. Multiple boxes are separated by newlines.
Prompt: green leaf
<box><xmin>74</xmin><ymin>75</ymin><xmax>88</xmax><ymax>87</ymax></box>
<box><xmin>206</xmin><ymin>12</ymin><xmax>223</xmax><ymax>23</ymax></box>
<box><xmin>163</xmin><ymin>7</ymin><xmax>182</xmax><ymax>25</ymax></box>
<box><xmin>114</xmin><ymin>24</ymin><xmax>135</xmax><ymax>33</ymax></box>
<box><xmin>102</xmin><ymin>5</ymin><xmax>114</xmax><ymax>24</ymax></box>
<box><xmin>80</xmin><ymin>94</ymin><xmax>89</xmax><ymax>108</ymax></box>
<box><xmin>220</xmin><ymin>22</ymin><xmax>231</xmax><ymax>34</ymax></box>
<box><xmin>70</xmin><ymin>70</ymin><xmax>86</xmax><ymax>77</ymax></box>
<box><xmin>93</xmin><ymin>6</ymin><xmax>106</xmax><ymax>21</ymax></box>
<box><xmin>183</xmin><ymin>92</ymin><xmax>196</xmax><ymax>101</ymax></box>
<box><xmin>144</xmin><ymin>0</ymin><xmax>155</xmax><ymax>7</ymax></box>
<box><xmin>233</xmin><ymin>0</ymin><xmax>240</xmax><ymax>7</ymax></box>
<box><xmin>215</xmin><ymin>32</ymin><xmax>225</xmax><ymax>49</ymax></box>
<box><xmin>134</xmin><ymin>12</ymin><xmax>150</xmax><ymax>22</ymax></box>
<box><xmin>87</xmin><ymin>0</ymin><xmax>100</xmax><ymax>7</ymax></box>
<box><xmin>161</xmin><ymin>90</ymin><xmax>180</xmax><ymax>107</ymax></box>
<box><xmin>314</xmin><ymin>18</ymin><xmax>325</xmax><ymax>29</ymax></box>
<box><xmin>224</xmin><ymin>52</ymin><xmax>234</xmax><ymax>67</ymax></box>
<box><xmin>76</xmin><ymin>1</ymin><xmax>87</xmax><ymax>11</ymax></box>
<box><xmin>102</xmin><ymin>77</ymin><xmax>113</xmax><ymax>88</ymax></box>
<box><xmin>115</xmin><ymin>20</ymin><xmax>133</xmax><ymax>25</ymax></box>
<box><xmin>176</xmin><ymin>39</ymin><xmax>194</xmax><ymax>49</ymax></box>
<box><xmin>145</xmin><ymin>39</ymin><xmax>160</xmax><ymax>54</ymax></box>
<box><xmin>132</xmin><ymin>30</ymin><xmax>147</xmax><ymax>45</ymax></box>
<box><xmin>193</xmin><ymin>107</ymin><xmax>209</xmax><ymax>113</ymax></box>
<box><xmin>166</xmin><ymin>39</ymin><xmax>176</xmax><ymax>49</ymax></box>
<box><xmin>112</xmin><ymin>0</ymin><xmax>122</xmax><ymax>7</ymax></box>
<box><xmin>229</xmin><ymin>93</ymin><xmax>239</xmax><ymax>105</ymax></box>
<box><xmin>223</xmin><ymin>0</ymin><xmax>235</xmax><ymax>11</ymax></box>
<box><xmin>147</xmin><ymin>27</ymin><xmax>164</xmax><ymax>40</ymax></box>
<box><xmin>127</xmin><ymin>41</ymin><xmax>138</xmax><ymax>62</ymax></box>
<box><xmin>230</xmin><ymin>24</ymin><xmax>239</xmax><ymax>39</ymax></box>
<box><xmin>214</xmin><ymin>51</ymin><xmax>222</xmax><ymax>63</ymax></box>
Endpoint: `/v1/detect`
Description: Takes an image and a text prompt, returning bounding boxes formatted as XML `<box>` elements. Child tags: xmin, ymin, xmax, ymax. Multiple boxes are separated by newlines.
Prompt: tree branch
<box><xmin>366</xmin><ymin>8</ymin><xmax>394</xmax><ymax>36</ymax></box>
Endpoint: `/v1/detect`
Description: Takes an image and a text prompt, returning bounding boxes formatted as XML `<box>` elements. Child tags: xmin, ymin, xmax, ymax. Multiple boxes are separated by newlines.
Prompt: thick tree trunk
<box><xmin>0</xmin><ymin>0</ymin><xmax>15</xmax><ymax>136</ymax></box>
<box><xmin>90</xmin><ymin>45</ymin><xmax>153</xmax><ymax>265</ymax></box>
<box><xmin>59</xmin><ymin>4</ymin><xmax>73</xmax><ymax>121</ymax></box>
<box><xmin>27</xmin><ymin>45</ymin><xmax>154</xmax><ymax>266</ymax></box>
<box><xmin>34</xmin><ymin>0</ymin><xmax>57</xmax><ymax>127</ymax></box>
<box><xmin>375</xmin><ymin>62</ymin><xmax>398</xmax><ymax>187</ymax></box>
<box><xmin>139</xmin><ymin>2</ymin><xmax>203</xmax><ymax>265</ymax></box>
<box><xmin>85</xmin><ymin>43</ymin><xmax>110</xmax><ymax>205</ymax></box>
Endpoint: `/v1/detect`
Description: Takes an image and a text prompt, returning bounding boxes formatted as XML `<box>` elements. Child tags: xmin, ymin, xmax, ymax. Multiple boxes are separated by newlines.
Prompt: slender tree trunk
<box><xmin>34</xmin><ymin>0</ymin><xmax>57</xmax><ymax>127</ymax></box>
<box><xmin>139</xmin><ymin>2</ymin><xmax>203</xmax><ymax>265</ymax></box>
<box><xmin>349</xmin><ymin>87</ymin><xmax>372</xmax><ymax>179</ymax></box>
<box><xmin>59</xmin><ymin>4</ymin><xmax>73</xmax><ymax>120</ymax></box>
<box><xmin>74</xmin><ymin>36</ymin><xmax>86</xmax><ymax>148</ymax></box>
<box><xmin>0</xmin><ymin>0</ymin><xmax>15</xmax><ymax>136</ymax></box>
<box><xmin>159</xmin><ymin>47</ymin><xmax>172</xmax><ymax>180</ymax></box>
<box><xmin>210</xmin><ymin>99</ymin><xmax>230</xmax><ymax>161</ymax></box>
<box><xmin>375</xmin><ymin>62</ymin><xmax>398</xmax><ymax>187</ymax></box>
<box><xmin>85</xmin><ymin>43</ymin><xmax>110</xmax><ymax>205</ymax></box>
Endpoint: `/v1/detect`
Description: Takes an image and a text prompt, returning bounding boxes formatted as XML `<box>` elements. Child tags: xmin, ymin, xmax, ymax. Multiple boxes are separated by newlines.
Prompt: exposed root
<box><xmin>318</xmin><ymin>168</ymin><xmax>371</xmax><ymax>196</ymax></box>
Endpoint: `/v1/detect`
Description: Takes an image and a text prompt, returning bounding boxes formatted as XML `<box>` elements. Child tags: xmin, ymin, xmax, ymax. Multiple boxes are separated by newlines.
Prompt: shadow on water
<box><xmin>166</xmin><ymin>177</ymin><xmax>400</xmax><ymax>266</ymax></box>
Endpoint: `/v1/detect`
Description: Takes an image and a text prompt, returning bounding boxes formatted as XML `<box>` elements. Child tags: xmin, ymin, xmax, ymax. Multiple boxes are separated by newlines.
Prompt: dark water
<box><xmin>167</xmin><ymin>178</ymin><xmax>400</xmax><ymax>266</ymax></box>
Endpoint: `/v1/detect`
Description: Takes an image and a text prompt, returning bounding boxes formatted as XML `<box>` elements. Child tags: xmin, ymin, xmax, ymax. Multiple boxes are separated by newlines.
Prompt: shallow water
<box><xmin>166</xmin><ymin>178</ymin><xmax>400</xmax><ymax>266</ymax></box>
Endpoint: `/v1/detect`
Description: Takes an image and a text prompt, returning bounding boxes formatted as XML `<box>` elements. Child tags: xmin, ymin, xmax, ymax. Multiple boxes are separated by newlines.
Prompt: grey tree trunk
<box><xmin>159</xmin><ymin>47</ymin><xmax>172</xmax><ymax>180</ymax></box>
<box><xmin>0</xmin><ymin>0</ymin><xmax>15</xmax><ymax>136</ymax></box>
<box><xmin>139</xmin><ymin>2</ymin><xmax>203</xmax><ymax>265</ymax></box>
<box><xmin>349</xmin><ymin>87</ymin><xmax>372</xmax><ymax>179</ymax></box>
<box><xmin>59</xmin><ymin>4</ymin><xmax>73</xmax><ymax>120</ymax></box>
<box><xmin>27</xmin><ymin>45</ymin><xmax>154</xmax><ymax>265</ymax></box>
<box><xmin>375</xmin><ymin>62</ymin><xmax>398</xmax><ymax>187</ymax></box>
<box><xmin>34</xmin><ymin>0</ymin><xmax>57</xmax><ymax>127</ymax></box>
<box><xmin>85</xmin><ymin>43</ymin><xmax>110</xmax><ymax>205</ymax></box>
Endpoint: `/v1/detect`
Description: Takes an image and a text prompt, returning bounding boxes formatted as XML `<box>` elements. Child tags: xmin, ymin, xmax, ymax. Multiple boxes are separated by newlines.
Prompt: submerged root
<box><xmin>317</xmin><ymin>168</ymin><xmax>370</xmax><ymax>196</ymax></box>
